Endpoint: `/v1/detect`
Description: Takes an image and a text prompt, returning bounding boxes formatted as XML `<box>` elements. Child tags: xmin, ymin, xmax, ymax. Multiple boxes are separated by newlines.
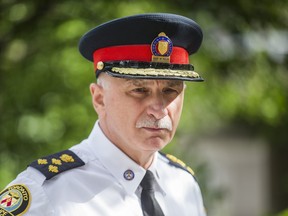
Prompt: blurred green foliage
<box><xmin>0</xmin><ymin>0</ymin><xmax>287</xmax><ymax>214</ymax></box>
<box><xmin>277</xmin><ymin>210</ymin><xmax>288</xmax><ymax>216</ymax></box>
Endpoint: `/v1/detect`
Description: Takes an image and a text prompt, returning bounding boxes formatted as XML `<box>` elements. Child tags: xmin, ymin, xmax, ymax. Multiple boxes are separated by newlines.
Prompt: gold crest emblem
<box><xmin>48</xmin><ymin>165</ymin><xmax>59</xmax><ymax>173</ymax></box>
<box><xmin>158</xmin><ymin>40</ymin><xmax>169</xmax><ymax>55</ymax></box>
<box><xmin>37</xmin><ymin>159</ymin><xmax>48</xmax><ymax>165</ymax></box>
<box><xmin>60</xmin><ymin>154</ymin><xmax>75</xmax><ymax>163</ymax></box>
<box><xmin>52</xmin><ymin>158</ymin><xmax>62</xmax><ymax>165</ymax></box>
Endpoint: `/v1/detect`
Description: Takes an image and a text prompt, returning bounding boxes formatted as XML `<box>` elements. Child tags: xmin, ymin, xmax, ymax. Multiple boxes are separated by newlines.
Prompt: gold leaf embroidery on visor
<box><xmin>111</xmin><ymin>67</ymin><xmax>200</xmax><ymax>78</ymax></box>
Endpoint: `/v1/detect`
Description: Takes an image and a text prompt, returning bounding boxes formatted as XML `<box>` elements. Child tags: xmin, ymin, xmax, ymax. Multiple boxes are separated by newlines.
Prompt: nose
<box><xmin>146</xmin><ymin>93</ymin><xmax>168</xmax><ymax>120</ymax></box>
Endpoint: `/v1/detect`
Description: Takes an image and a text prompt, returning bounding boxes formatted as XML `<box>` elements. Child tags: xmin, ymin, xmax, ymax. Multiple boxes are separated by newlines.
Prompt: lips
<box><xmin>141</xmin><ymin>127</ymin><xmax>168</xmax><ymax>132</ymax></box>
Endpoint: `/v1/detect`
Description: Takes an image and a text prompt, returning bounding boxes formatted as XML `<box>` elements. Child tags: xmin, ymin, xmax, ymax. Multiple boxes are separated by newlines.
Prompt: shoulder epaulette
<box><xmin>29</xmin><ymin>149</ymin><xmax>85</xmax><ymax>180</ymax></box>
<box><xmin>159</xmin><ymin>152</ymin><xmax>196</xmax><ymax>177</ymax></box>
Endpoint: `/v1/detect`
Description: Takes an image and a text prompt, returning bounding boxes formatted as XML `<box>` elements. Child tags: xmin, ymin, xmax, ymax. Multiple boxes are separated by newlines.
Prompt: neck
<box><xmin>110</xmin><ymin>141</ymin><xmax>156</xmax><ymax>169</ymax></box>
<box><xmin>98</xmin><ymin>121</ymin><xmax>156</xmax><ymax>169</ymax></box>
<box><xmin>128</xmin><ymin>151</ymin><xmax>155</xmax><ymax>169</ymax></box>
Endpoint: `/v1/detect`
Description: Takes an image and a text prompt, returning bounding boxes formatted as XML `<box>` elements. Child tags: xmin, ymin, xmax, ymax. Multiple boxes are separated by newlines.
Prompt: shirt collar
<box><xmin>146</xmin><ymin>154</ymin><xmax>166</xmax><ymax>196</ymax></box>
<box><xmin>87</xmin><ymin>121</ymin><xmax>166</xmax><ymax>195</ymax></box>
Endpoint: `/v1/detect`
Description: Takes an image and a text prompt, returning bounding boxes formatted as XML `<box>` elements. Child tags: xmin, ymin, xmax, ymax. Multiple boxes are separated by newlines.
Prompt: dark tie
<box><xmin>140</xmin><ymin>170</ymin><xmax>165</xmax><ymax>216</ymax></box>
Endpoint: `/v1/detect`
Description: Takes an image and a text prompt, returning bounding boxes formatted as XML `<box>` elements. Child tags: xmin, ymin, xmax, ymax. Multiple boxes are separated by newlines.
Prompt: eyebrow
<box><xmin>166</xmin><ymin>80</ymin><xmax>183</xmax><ymax>87</ymax></box>
<box><xmin>124</xmin><ymin>79</ymin><xmax>149</xmax><ymax>87</ymax></box>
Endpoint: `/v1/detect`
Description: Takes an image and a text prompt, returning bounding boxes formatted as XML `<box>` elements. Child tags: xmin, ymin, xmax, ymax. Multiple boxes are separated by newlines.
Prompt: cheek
<box><xmin>103</xmin><ymin>93</ymin><xmax>140</xmax><ymax>124</ymax></box>
<box><xmin>105</xmin><ymin>95</ymin><xmax>122</xmax><ymax>117</ymax></box>
<box><xmin>168</xmin><ymin>96</ymin><xmax>184</xmax><ymax>122</ymax></box>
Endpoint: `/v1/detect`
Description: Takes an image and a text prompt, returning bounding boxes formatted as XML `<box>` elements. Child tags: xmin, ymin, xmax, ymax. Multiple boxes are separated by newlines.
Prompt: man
<box><xmin>0</xmin><ymin>13</ymin><xmax>206</xmax><ymax>215</ymax></box>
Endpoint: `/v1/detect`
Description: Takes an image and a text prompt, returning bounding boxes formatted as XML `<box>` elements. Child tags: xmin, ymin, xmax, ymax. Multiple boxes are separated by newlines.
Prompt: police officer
<box><xmin>0</xmin><ymin>13</ymin><xmax>206</xmax><ymax>216</ymax></box>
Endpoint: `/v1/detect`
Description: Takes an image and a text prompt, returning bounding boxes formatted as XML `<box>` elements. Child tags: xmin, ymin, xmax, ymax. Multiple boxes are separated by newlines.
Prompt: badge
<box><xmin>123</xmin><ymin>169</ymin><xmax>135</xmax><ymax>181</ymax></box>
<box><xmin>151</xmin><ymin>32</ymin><xmax>173</xmax><ymax>63</ymax></box>
<box><xmin>0</xmin><ymin>184</ymin><xmax>31</xmax><ymax>215</ymax></box>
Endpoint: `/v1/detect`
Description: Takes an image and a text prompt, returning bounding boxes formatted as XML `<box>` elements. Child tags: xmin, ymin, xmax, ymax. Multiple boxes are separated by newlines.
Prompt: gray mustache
<box><xmin>136</xmin><ymin>117</ymin><xmax>172</xmax><ymax>131</ymax></box>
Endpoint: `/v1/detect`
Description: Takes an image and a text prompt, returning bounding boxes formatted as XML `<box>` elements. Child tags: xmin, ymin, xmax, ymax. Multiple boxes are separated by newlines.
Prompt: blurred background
<box><xmin>0</xmin><ymin>0</ymin><xmax>287</xmax><ymax>215</ymax></box>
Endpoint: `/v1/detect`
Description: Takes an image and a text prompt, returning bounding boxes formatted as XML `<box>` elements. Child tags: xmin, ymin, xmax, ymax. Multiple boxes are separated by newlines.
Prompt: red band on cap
<box><xmin>93</xmin><ymin>45</ymin><xmax>189</xmax><ymax>70</ymax></box>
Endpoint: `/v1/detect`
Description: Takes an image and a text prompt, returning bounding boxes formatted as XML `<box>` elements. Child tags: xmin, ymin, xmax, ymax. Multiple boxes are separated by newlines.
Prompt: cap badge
<box><xmin>151</xmin><ymin>32</ymin><xmax>173</xmax><ymax>63</ymax></box>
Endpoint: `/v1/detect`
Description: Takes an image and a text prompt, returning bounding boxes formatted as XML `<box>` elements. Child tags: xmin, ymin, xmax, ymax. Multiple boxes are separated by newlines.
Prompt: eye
<box><xmin>129</xmin><ymin>87</ymin><xmax>150</xmax><ymax>98</ymax></box>
<box><xmin>162</xmin><ymin>88</ymin><xmax>179</xmax><ymax>95</ymax></box>
<box><xmin>132</xmin><ymin>87</ymin><xmax>149</xmax><ymax>94</ymax></box>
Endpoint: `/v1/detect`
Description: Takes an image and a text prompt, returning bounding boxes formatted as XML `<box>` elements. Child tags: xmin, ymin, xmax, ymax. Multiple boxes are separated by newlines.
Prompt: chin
<box><xmin>144</xmin><ymin>137</ymin><xmax>169</xmax><ymax>151</ymax></box>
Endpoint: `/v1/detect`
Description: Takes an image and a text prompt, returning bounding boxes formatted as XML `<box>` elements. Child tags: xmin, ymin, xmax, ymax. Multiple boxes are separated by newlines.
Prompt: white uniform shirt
<box><xmin>2</xmin><ymin>121</ymin><xmax>206</xmax><ymax>216</ymax></box>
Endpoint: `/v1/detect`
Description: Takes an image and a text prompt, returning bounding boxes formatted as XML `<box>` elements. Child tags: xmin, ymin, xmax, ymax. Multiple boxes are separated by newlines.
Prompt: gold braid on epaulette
<box><xmin>166</xmin><ymin>154</ymin><xmax>195</xmax><ymax>175</ymax></box>
<box><xmin>29</xmin><ymin>149</ymin><xmax>85</xmax><ymax>180</ymax></box>
<box><xmin>160</xmin><ymin>152</ymin><xmax>195</xmax><ymax>176</ymax></box>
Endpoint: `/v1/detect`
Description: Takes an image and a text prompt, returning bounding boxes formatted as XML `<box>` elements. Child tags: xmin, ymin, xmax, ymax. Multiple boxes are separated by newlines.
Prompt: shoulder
<box><xmin>29</xmin><ymin>149</ymin><xmax>85</xmax><ymax>180</ymax></box>
<box><xmin>0</xmin><ymin>167</ymin><xmax>53</xmax><ymax>215</ymax></box>
<box><xmin>157</xmin><ymin>152</ymin><xmax>206</xmax><ymax>215</ymax></box>
<box><xmin>0</xmin><ymin>149</ymin><xmax>86</xmax><ymax>215</ymax></box>
<box><xmin>158</xmin><ymin>152</ymin><xmax>197</xmax><ymax>179</ymax></box>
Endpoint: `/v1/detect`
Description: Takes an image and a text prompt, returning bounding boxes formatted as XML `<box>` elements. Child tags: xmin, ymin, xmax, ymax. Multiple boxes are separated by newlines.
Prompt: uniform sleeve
<box><xmin>193</xmin><ymin>181</ymin><xmax>207</xmax><ymax>216</ymax></box>
<box><xmin>1</xmin><ymin>167</ymin><xmax>54</xmax><ymax>216</ymax></box>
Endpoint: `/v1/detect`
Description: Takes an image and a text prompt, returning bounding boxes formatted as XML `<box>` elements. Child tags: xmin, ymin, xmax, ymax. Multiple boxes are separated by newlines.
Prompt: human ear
<box><xmin>89</xmin><ymin>83</ymin><xmax>104</xmax><ymax>114</ymax></box>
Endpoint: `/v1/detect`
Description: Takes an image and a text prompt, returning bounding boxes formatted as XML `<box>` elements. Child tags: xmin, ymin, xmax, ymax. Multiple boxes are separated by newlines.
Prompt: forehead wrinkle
<box><xmin>164</xmin><ymin>80</ymin><xmax>183</xmax><ymax>87</ymax></box>
<box><xmin>124</xmin><ymin>79</ymin><xmax>152</xmax><ymax>87</ymax></box>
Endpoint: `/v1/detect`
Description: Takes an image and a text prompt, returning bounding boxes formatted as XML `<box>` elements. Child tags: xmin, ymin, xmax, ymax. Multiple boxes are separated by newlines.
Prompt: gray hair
<box><xmin>96</xmin><ymin>73</ymin><xmax>110</xmax><ymax>89</ymax></box>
